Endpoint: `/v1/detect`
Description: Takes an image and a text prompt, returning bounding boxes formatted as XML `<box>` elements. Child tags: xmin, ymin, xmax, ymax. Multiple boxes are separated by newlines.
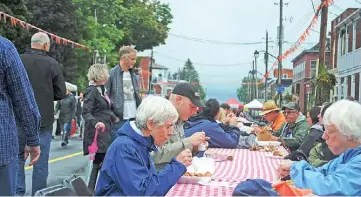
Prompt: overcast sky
<box><xmin>140</xmin><ymin>0</ymin><xmax>360</xmax><ymax>103</ymax></box>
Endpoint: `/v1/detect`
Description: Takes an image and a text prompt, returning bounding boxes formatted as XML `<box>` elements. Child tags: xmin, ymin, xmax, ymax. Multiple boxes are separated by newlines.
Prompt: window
<box><xmin>293</xmin><ymin>61</ymin><xmax>306</xmax><ymax>81</ymax></box>
<box><xmin>283</xmin><ymin>74</ymin><xmax>288</xmax><ymax>78</ymax></box>
<box><xmin>348</xmin><ymin>24</ymin><xmax>353</xmax><ymax>53</ymax></box>
<box><xmin>340</xmin><ymin>29</ymin><xmax>346</xmax><ymax>56</ymax></box>
<box><xmin>356</xmin><ymin>19</ymin><xmax>361</xmax><ymax>49</ymax></box>
<box><xmin>310</xmin><ymin>60</ymin><xmax>317</xmax><ymax>78</ymax></box>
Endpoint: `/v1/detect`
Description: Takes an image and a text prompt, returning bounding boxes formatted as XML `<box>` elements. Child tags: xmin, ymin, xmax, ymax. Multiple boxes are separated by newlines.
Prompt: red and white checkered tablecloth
<box><xmin>167</xmin><ymin>148</ymin><xmax>283</xmax><ymax>196</ymax></box>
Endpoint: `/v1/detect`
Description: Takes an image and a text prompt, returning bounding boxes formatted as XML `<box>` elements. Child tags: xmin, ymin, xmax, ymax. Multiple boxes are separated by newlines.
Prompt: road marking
<box><xmin>25</xmin><ymin>151</ymin><xmax>83</xmax><ymax>170</ymax></box>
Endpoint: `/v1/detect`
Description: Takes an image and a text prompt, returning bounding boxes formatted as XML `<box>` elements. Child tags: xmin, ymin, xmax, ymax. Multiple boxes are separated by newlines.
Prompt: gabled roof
<box><xmin>152</xmin><ymin>63</ymin><xmax>168</xmax><ymax>69</ymax></box>
<box><xmin>291</xmin><ymin>41</ymin><xmax>331</xmax><ymax>63</ymax></box>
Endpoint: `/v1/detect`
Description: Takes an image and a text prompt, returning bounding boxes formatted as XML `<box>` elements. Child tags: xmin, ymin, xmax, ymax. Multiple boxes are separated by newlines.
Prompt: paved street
<box><xmin>23</xmin><ymin>134</ymin><xmax>89</xmax><ymax>196</ymax></box>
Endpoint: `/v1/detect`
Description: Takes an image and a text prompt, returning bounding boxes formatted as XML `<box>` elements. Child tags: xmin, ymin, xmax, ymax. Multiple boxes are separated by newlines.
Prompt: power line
<box><xmin>286</xmin><ymin>7</ymin><xmax>314</xmax><ymax>40</ymax></box>
<box><xmin>153</xmin><ymin>51</ymin><xmax>252</xmax><ymax>67</ymax></box>
<box><xmin>310</xmin><ymin>0</ymin><xmax>317</xmax><ymax>14</ymax></box>
<box><xmin>309</xmin><ymin>28</ymin><xmax>320</xmax><ymax>33</ymax></box>
<box><xmin>356</xmin><ymin>0</ymin><xmax>361</xmax><ymax>4</ymax></box>
<box><xmin>168</xmin><ymin>33</ymin><xmax>270</xmax><ymax>46</ymax></box>
<box><xmin>331</xmin><ymin>3</ymin><xmax>344</xmax><ymax>11</ymax></box>
<box><xmin>329</xmin><ymin>11</ymin><xmax>339</xmax><ymax>17</ymax></box>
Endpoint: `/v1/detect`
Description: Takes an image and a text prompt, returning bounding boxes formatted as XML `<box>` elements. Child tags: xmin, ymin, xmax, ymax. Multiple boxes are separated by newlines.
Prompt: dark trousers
<box><xmin>16</xmin><ymin>126</ymin><xmax>53</xmax><ymax>196</ymax></box>
<box><xmin>0</xmin><ymin>158</ymin><xmax>17</xmax><ymax>196</ymax></box>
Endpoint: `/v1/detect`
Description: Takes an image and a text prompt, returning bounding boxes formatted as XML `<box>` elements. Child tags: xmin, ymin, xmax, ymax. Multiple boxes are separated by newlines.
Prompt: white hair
<box><xmin>323</xmin><ymin>99</ymin><xmax>361</xmax><ymax>143</ymax></box>
<box><xmin>31</xmin><ymin>32</ymin><xmax>50</xmax><ymax>45</ymax></box>
<box><xmin>135</xmin><ymin>95</ymin><xmax>178</xmax><ymax>130</ymax></box>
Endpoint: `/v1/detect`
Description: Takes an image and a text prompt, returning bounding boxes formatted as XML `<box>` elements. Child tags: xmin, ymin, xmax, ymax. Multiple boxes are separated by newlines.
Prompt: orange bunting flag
<box><xmin>257</xmin><ymin>0</ymin><xmax>333</xmax><ymax>84</ymax></box>
<box><xmin>0</xmin><ymin>11</ymin><xmax>90</xmax><ymax>51</ymax></box>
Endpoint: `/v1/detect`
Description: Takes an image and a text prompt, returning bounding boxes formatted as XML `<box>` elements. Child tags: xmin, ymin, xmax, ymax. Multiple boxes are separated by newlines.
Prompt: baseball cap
<box><xmin>282</xmin><ymin>102</ymin><xmax>301</xmax><ymax>111</ymax></box>
<box><xmin>172</xmin><ymin>82</ymin><xmax>205</xmax><ymax>108</ymax></box>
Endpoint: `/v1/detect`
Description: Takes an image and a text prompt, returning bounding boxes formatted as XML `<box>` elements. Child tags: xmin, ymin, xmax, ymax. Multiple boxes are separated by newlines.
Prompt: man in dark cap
<box><xmin>151</xmin><ymin>82</ymin><xmax>209</xmax><ymax>169</ymax></box>
<box><xmin>271</xmin><ymin>102</ymin><xmax>309</xmax><ymax>152</ymax></box>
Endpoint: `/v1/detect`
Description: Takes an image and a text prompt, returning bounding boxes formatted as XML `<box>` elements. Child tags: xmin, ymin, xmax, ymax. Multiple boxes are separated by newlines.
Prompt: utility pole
<box><xmin>248</xmin><ymin>74</ymin><xmax>251</xmax><ymax>102</ymax></box>
<box><xmin>255</xmin><ymin>57</ymin><xmax>258</xmax><ymax>100</ymax></box>
<box><xmin>252</xmin><ymin>61</ymin><xmax>256</xmax><ymax>100</ymax></box>
<box><xmin>265</xmin><ymin>31</ymin><xmax>269</xmax><ymax>101</ymax></box>
<box><xmin>148</xmin><ymin>49</ymin><xmax>154</xmax><ymax>93</ymax></box>
<box><xmin>277</xmin><ymin>0</ymin><xmax>284</xmax><ymax>106</ymax></box>
<box><xmin>177</xmin><ymin>68</ymin><xmax>180</xmax><ymax>82</ymax></box>
<box><xmin>316</xmin><ymin>0</ymin><xmax>328</xmax><ymax>105</ymax></box>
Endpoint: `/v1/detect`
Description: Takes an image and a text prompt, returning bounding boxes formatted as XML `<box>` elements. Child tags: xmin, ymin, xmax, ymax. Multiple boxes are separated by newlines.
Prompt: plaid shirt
<box><xmin>0</xmin><ymin>37</ymin><xmax>40</xmax><ymax>166</ymax></box>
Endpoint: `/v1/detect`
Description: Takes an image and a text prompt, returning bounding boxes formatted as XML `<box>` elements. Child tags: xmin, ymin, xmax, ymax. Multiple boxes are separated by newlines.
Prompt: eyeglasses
<box><xmin>165</xmin><ymin>123</ymin><xmax>175</xmax><ymax>134</ymax></box>
<box><xmin>282</xmin><ymin>110</ymin><xmax>298</xmax><ymax>115</ymax></box>
<box><xmin>324</xmin><ymin>128</ymin><xmax>336</xmax><ymax>135</ymax></box>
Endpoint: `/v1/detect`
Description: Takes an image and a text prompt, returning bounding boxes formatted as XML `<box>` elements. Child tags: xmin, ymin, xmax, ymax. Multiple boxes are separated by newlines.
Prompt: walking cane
<box><xmin>85</xmin><ymin>126</ymin><xmax>105</xmax><ymax>192</ymax></box>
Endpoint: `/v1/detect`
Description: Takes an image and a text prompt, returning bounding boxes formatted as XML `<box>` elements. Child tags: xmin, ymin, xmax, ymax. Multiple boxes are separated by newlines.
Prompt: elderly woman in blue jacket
<box><xmin>185</xmin><ymin>99</ymin><xmax>242</xmax><ymax>148</ymax></box>
<box><xmin>277</xmin><ymin>99</ymin><xmax>361</xmax><ymax>196</ymax></box>
<box><xmin>95</xmin><ymin>96</ymin><xmax>193</xmax><ymax>196</ymax></box>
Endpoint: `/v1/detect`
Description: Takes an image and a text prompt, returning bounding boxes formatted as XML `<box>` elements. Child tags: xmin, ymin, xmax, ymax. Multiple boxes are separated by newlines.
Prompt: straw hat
<box><xmin>260</xmin><ymin>101</ymin><xmax>280</xmax><ymax>116</ymax></box>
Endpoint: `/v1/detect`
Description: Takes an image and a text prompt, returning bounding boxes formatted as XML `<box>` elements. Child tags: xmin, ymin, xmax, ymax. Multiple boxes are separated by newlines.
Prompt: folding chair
<box><xmin>63</xmin><ymin>175</ymin><xmax>93</xmax><ymax>196</ymax></box>
<box><xmin>34</xmin><ymin>184</ymin><xmax>76</xmax><ymax>196</ymax></box>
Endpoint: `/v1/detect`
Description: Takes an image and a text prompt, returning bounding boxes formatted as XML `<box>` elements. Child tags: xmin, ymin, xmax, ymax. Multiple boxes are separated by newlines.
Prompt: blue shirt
<box><xmin>291</xmin><ymin>146</ymin><xmax>361</xmax><ymax>196</ymax></box>
<box><xmin>185</xmin><ymin>119</ymin><xmax>240</xmax><ymax>149</ymax></box>
<box><xmin>0</xmin><ymin>37</ymin><xmax>40</xmax><ymax>166</ymax></box>
<box><xmin>95</xmin><ymin>121</ymin><xmax>186</xmax><ymax>196</ymax></box>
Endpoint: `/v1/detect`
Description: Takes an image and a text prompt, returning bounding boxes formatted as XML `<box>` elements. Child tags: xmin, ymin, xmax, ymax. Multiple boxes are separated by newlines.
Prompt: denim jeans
<box><xmin>62</xmin><ymin>122</ymin><xmax>72</xmax><ymax>145</ymax></box>
<box><xmin>0</xmin><ymin>158</ymin><xmax>17</xmax><ymax>196</ymax></box>
<box><xmin>16</xmin><ymin>126</ymin><xmax>52</xmax><ymax>196</ymax></box>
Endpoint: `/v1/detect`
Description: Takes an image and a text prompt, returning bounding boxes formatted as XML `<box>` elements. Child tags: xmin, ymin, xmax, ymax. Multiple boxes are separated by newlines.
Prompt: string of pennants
<box><xmin>257</xmin><ymin>0</ymin><xmax>334</xmax><ymax>85</ymax></box>
<box><xmin>0</xmin><ymin>12</ymin><xmax>91</xmax><ymax>51</ymax></box>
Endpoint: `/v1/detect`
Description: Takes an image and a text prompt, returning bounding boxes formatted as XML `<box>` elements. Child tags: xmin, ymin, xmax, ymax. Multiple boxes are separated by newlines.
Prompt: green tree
<box><xmin>1</xmin><ymin>0</ymin><xmax>173</xmax><ymax>91</ymax></box>
<box><xmin>314</xmin><ymin>65</ymin><xmax>336</xmax><ymax>105</ymax></box>
<box><xmin>24</xmin><ymin>0</ymin><xmax>89</xmax><ymax>87</ymax></box>
<box><xmin>237</xmin><ymin>76</ymin><xmax>264</xmax><ymax>103</ymax></box>
<box><xmin>179</xmin><ymin>59</ymin><xmax>206</xmax><ymax>100</ymax></box>
<box><xmin>72</xmin><ymin>0</ymin><xmax>125</xmax><ymax>68</ymax></box>
<box><xmin>0</xmin><ymin>0</ymin><xmax>32</xmax><ymax>52</ymax></box>
<box><xmin>180</xmin><ymin>59</ymin><xmax>199</xmax><ymax>82</ymax></box>
<box><xmin>115</xmin><ymin>0</ymin><xmax>173</xmax><ymax>51</ymax></box>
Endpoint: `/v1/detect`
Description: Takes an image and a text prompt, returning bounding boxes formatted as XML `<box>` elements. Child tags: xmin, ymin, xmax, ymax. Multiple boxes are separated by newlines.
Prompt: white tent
<box><xmin>244</xmin><ymin>99</ymin><xmax>263</xmax><ymax>109</ymax></box>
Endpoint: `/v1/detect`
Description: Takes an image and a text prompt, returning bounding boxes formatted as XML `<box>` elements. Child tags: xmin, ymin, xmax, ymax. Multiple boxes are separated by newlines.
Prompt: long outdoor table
<box><xmin>167</xmin><ymin>148</ymin><xmax>283</xmax><ymax>196</ymax></box>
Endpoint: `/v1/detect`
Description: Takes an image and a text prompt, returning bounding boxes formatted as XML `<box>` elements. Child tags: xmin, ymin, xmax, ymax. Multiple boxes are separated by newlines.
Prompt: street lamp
<box><xmin>254</xmin><ymin>50</ymin><xmax>260</xmax><ymax>58</ymax></box>
<box><xmin>254</xmin><ymin>50</ymin><xmax>278</xmax><ymax>102</ymax></box>
<box><xmin>254</xmin><ymin>50</ymin><xmax>259</xmax><ymax>100</ymax></box>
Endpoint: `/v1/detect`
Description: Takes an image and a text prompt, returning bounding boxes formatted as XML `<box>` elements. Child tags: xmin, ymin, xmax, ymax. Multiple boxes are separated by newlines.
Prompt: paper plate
<box><xmin>256</xmin><ymin>140</ymin><xmax>281</xmax><ymax>146</ymax></box>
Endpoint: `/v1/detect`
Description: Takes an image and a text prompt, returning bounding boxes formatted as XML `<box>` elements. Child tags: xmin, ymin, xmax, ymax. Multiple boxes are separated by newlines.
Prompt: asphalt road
<box><xmin>23</xmin><ymin>134</ymin><xmax>89</xmax><ymax>195</ymax></box>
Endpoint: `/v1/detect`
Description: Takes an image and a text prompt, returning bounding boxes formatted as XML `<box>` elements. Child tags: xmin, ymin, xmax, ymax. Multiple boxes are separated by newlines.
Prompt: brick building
<box><xmin>291</xmin><ymin>43</ymin><xmax>330</xmax><ymax>113</ymax></box>
<box><xmin>329</xmin><ymin>8</ymin><xmax>361</xmax><ymax>101</ymax></box>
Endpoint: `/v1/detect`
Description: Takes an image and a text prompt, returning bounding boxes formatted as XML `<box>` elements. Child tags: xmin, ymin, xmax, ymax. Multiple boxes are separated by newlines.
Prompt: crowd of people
<box><xmin>1</xmin><ymin>31</ymin><xmax>361</xmax><ymax>196</ymax></box>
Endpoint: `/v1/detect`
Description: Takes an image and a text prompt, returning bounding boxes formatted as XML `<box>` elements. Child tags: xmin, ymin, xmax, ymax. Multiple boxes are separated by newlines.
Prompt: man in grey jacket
<box><xmin>106</xmin><ymin>46</ymin><xmax>141</xmax><ymax>135</ymax></box>
<box><xmin>151</xmin><ymin>83</ymin><xmax>209</xmax><ymax>169</ymax></box>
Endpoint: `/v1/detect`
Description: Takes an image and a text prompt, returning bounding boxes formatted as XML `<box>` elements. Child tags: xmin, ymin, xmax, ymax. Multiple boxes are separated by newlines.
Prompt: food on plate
<box><xmin>227</xmin><ymin>155</ymin><xmax>234</xmax><ymax>161</ymax></box>
<box><xmin>205</xmin><ymin>151</ymin><xmax>233</xmax><ymax>161</ymax></box>
<box><xmin>249</xmin><ymin>144</ymin><xmax>262</xmax><ymax>151</ymax></box>
<box><xmin>272</xmin><ymin>149</ymin><xmax>287</xmax><ymax>157</ymax></box>
<box><xmin>249</xmin><ymin>145</ymin><xmax>278</xmax><ymax>152</ymax></box>
<box><xmin>183</xmin><ymin>171</ymin><xmax>212</xmax><ymax>177</ymax></box>
<box><xmin>256</xmin><ymin>126</ymin><xmax>273</xmax><ymax>141</ymax></box>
